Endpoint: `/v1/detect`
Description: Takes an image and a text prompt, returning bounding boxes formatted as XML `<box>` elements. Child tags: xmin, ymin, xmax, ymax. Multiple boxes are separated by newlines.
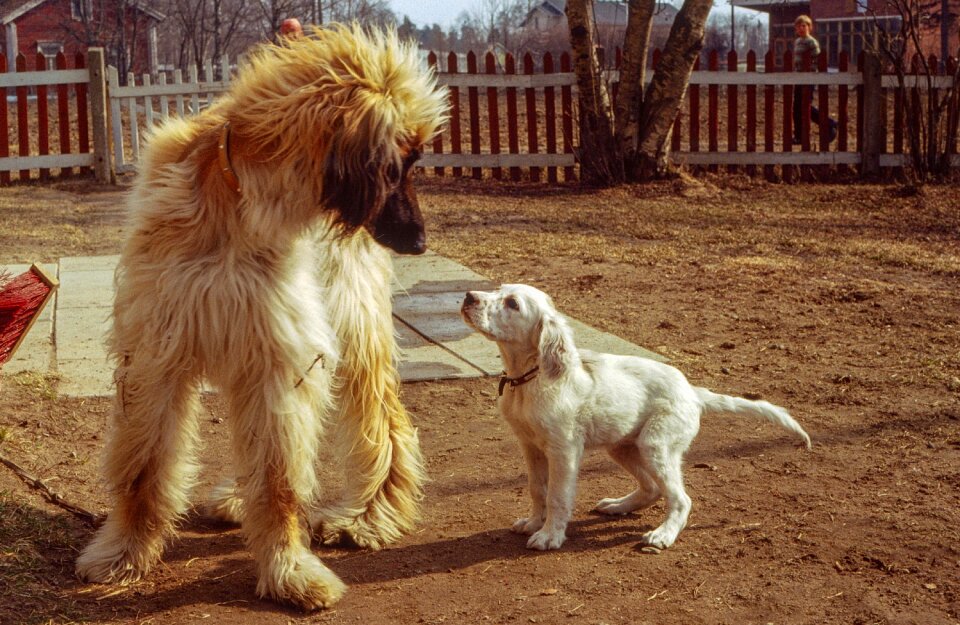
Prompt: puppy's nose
<box><xmin>464</xmin><ymin>291</ymin><xmax>477</xmax><ymax>306</ymax></box>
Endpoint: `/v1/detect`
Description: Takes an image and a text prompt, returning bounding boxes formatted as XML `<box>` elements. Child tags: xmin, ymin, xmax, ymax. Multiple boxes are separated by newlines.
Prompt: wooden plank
<box><xmin>174</xmin><ymin>69</ymin><xmax>185</xmax><ymax>116</ymax></box>
<box><xmin>763</xmin><ymin>50</ymin><xmax>774</xmax><ymax>181</ymax></box>
<box><xmin>0</xmin><ymin>153</ymin><xmax>95</xmax><ymax>170</ymax></box>
<box><xmin>781</xmin><ymin>50</ymin><xmax>793</xmax><ymax>183</ymax></box>
<box><xmin>75</xmin><ymin>52</ymin><xmax>90</xmax><ymax>175</ymax></box>
<box><xmin>524</xmin><ymin>53</ymin><xmax>540</xmax><ymax>182</ymax></box>
<box><xmin>447</xmin><ymin>52</ymin><xmax>462</xmax><ymax>178</ymax></box>
<box><xmin>419</xmin><ymin>153</ymin><xmax>574</xmax><ymax>168</ymax></box>
<box><xmin>708</xmin><ymin>50</ymin><xmax>718</xmax><ymax>174</ymax></box>
<box><xmin>726</xmin><ymin>49</ymin><xmax>738</xmax><ymax>175</ymax></box>
<box><xmin>143</xmin><ymin>74</ymin><xmax>154</xmax><ymax>129</ymax></box>
<box><xmin>467</xmin><ymin>52</ymin><xmax>481</xmax><ymax>179</ymax></box>
<box><xmin>690</xmin><ymin>56</ymin><xmax>700</xmax><ymax>155</ymax></box>
<box><xmin>560</xmin><ymin>52</ymin><xmax>575</xmax><ymax>182</ymax></box>
<box><xmin>56</xmin><ymin>53</ymin><xmax>72</xmax><ymax>177</ymax></box>
<box><xmin>505</xmin><ymin>53</ymin><xmax>521</xmax><ymax>182</ymax></box>
<box><xmin>544</xmin><ymin>52</ymin><xmax>557</xmax><ymax>183</ymax></box>
<box><xmin>0</xmin><ymin>68</ymin><xmax>88</xmax><ymax>88</ymax></box>
<box><xmin>127</xmin><ymin>72</ymin><xmax>140</xmax><ymax>164</ymax></box>
<box><xmin>672</xmin><ymin>151</ymin><xmax>860</xmax><ymax>166</ymax></box>
<box><xmin>880</xmin><ymin>74</ymin><xmax>954</xmax><ymax>88</ymax></box>
<box><xmin>16</xmin><ymin>54</ymin><xmax>29</xmax><ymax>181</ymax></box>
<box><xmin>159</xmin><ymin>73</ymin><xmax>169</xmax><ymax>117</ymax></box>
<box><xmin>0</xmin><ymin>54</ymin><xmax>8</xmax><ymax>184</ymax></box>
<box><xmin>86</xmin><ymin>48</ymin><xmax>110</xmax><ymax>182</ymax></box>
<box><xmin>746</xmin><ymin>50</ymin><xmax>757</xmax><ymax>177</ymax></box>
<box><xmin>428</xmin><ymin>52</ymin><xmax>444</xmax><ymax>177</ymax></box>
<box><xmin>486</xmin><ymin>52</ymin><xmax>502</xmax><ymax>180</ymax></box>
<box><xmin>838</xmin><ymin>52</ymin><xmax>849</xmax><ymax>156</ymax></box>
<box><xmin>36</xmin><ymin>54</ymin><xmax>50</xmax><ymax>180</ymax></box>
<box><xmin>189</xmin><ymin>64</ymin><xmax>201</xmax><ymax>114</ymax></box>
<box><xmin>108</xmin><ymin>79</ymin><xmax>230</xmax><ymax>99</ymax></box>
<box><xmin>437</xmin><ymin>73</ymin><xmax>576</xmax><ymax>88</ymax></box>
<box><xmin>108</xmin><ymin>65</ymin><xmax>125</xmax><ymax>175</ymax></box>
<box><xmin>690</xmin><ymin>71</ymin><xmax>861</xmax><ymax>86</ymax></box>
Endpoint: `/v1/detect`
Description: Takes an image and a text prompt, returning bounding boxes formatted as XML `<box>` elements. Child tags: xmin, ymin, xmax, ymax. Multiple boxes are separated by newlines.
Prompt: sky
<box><xmin>389</xmin><ymin>0</ymin><xmax>475</xmax><ymax>30</ymax></box>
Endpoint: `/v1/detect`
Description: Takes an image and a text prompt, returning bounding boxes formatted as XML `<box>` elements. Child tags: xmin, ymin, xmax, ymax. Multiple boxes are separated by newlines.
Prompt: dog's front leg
<box><xmin>511</xmin><ymin>440</ymin><xmax>548</xmax><ymax>535</ymax></box>
<box><xmin>526</xmin><ymin>444</ymin><xmax>583</xmax><ymax>551</ymax></box>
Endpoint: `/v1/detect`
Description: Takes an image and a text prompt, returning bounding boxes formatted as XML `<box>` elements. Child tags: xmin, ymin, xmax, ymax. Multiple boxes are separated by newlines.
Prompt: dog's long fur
<box><xmin>76</xmin><ymin>25</ymin><xmax>448</xmax><ymax>610</ymax></box>
<box><xmin>461</xmin><ymin>284</ymin><xmax>811</xmax><ymax>552</ymax></box>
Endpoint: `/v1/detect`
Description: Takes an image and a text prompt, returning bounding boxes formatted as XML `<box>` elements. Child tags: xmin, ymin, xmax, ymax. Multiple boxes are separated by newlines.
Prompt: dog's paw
<box><xmin>510</xmin><ymin>516</ymin><xmax>544</xmax><ymax>535</ymax></box>
<box><xmin>594</xmin><ymin>497</ymin><xmax>633</xmax><ymax>515</ymax></box>
<box><xmin>76</xmin><ymin>532</ymin><xmax>155</xmax><ymax>585</ymax></box>
<box><xmin>526</xmin><ymin>528</ymin><xmax>566</xmax><ymax>551</ymax></box>
<box><xmin>640</xmin><ymin>527</ymin><xmax>678</xmax><ymax>550</ymax></box>
<box><xmin>202</xmin><ymin>480</ymin><xmax>245</xmax><ymax>524</ymax></box>
<box><xmin>311</xmin><ymin>511</ymin><xmax>392</xmax><ymax>551</ymax></box>
<box><xmin>257</xmin><ymin>550</ymin><xmax>346</xmax><ymax>611</ymax></box>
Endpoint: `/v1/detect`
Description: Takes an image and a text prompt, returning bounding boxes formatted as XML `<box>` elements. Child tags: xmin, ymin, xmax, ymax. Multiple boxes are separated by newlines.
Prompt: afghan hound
<box><xmin>461</xmin><ymin>284</ymin><xmax>810</xmax><ymax>552</ymax></box>
<box><xmin>76</xmin><ymin>25</ymin><xmax>449</xmax><ymax>610</ymax></box>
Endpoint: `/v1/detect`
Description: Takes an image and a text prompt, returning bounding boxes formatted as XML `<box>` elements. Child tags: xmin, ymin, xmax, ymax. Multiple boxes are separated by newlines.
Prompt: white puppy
<box><xmin>460</xmin><ymin>284</ymin><xmax>811</xmax><ymax>551</ymax></box>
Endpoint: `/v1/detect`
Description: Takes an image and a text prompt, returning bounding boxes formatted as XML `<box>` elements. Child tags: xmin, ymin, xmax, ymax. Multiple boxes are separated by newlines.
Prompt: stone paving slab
<box><xmin>1</xmin><ymin>252</ymin><xmax>664</xmax><ymax>397</ymax></box>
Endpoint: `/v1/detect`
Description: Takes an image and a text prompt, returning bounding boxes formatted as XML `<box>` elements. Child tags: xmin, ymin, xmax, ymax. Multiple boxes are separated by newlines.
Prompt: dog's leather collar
<box><xmin>499</xmin><ymin>366</ymin><xmax>539</xmax><ymax>396</ymax></box>
<box><xmin>218</xmin><ymin>122</ymin><xmax>241</xmax><ymax>194</ymax></box>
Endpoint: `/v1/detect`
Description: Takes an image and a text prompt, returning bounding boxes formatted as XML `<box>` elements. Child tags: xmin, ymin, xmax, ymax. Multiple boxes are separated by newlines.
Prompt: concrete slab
<box><xmin>16</xmin><ymin>252</ymin><xmax>664</xmax><ymax>398</ymax></box>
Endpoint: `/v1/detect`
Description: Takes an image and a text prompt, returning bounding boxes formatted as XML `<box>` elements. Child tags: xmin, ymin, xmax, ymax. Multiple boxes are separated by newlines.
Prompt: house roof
<box><xmin>0</xmin><ymin>0</ymin><xmax>165</xmax><ymax>25</ymax></box>
<box><xmin>524</xmin><ymin>0</ymin><xmax>678</xmax><ymax>27</ymax></box>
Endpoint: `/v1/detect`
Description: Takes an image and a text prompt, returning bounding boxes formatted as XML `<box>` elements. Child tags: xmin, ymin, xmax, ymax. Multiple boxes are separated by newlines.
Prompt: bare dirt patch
<box><xmin>1</xmin><ymin>176</ymin><xmax>958</xmax><ymax>624</ymax></box>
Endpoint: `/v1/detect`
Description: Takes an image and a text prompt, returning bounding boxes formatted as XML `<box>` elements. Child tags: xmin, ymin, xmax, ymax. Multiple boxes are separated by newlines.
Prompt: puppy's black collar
<box><xmin>499</xmin><ymin>366</ymin><xmax>539</xmax><ymax>396</ymax></box>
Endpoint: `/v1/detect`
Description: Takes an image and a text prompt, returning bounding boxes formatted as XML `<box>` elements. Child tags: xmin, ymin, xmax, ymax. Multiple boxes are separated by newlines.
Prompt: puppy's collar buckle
<box><xmin>499</xmin><ymin>365</ymin><xmax>539</xmax><ymax>396</ymax></box>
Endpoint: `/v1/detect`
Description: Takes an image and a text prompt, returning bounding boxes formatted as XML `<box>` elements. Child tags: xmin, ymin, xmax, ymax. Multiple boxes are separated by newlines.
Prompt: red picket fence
<box><xmin>0</xmin><ymin>51</ymin><xmax>92</xmax><ymax>184</ymax></box>
<box><xmin>424</xmin><ymin>50</ymin><xmax>577</xmax><ymax>183</ymax></box>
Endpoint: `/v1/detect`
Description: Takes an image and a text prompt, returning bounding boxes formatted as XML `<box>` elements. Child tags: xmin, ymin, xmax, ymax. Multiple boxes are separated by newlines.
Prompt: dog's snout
<box><xmin>464</xmin><ymin>291</ymin><xmax>477</xmax><ymax>306</ymax></box>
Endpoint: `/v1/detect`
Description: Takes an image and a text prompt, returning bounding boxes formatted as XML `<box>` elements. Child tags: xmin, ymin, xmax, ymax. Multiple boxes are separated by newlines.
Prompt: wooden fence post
<box><xmin>860</xmin><ymin>52</ymin><xmax>882</xmax><ymax>177</ymax></box>
<box><xmin>87</xmin><ymin>47</ymin><xmax>114</xmax><ymax>184</ymax></box>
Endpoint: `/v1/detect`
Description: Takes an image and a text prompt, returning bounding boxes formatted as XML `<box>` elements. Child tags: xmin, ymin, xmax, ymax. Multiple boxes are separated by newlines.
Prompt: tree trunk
<box><xmin>565</xmin><ymin>0</ymin><xmax>623</xmax><ymax>184</ymax></box>
<box><xmin>630</xmin><ymin>0</ymin><xmax>713</xmax><ymax>179</ymax></box>
<box><xmin>614</xmin><ymin>0</ymin><xmax>656</xmax><ymax>153</ymax></box>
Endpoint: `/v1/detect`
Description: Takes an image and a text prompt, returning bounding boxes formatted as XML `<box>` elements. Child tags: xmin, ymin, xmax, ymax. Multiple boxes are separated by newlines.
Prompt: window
<box><xmin>71</xmin><ymin>0</ymin><xmax>91</xmax><ymax>20</ymax></box>
<box><xmin>36</xmin><ymin>41</ymin><xmax>63</xmax><ymax>65</ymax></box>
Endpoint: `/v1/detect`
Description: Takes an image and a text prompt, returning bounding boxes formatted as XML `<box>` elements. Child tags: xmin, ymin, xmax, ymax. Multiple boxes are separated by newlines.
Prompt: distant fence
<box><xmin>0</xmin><ymin>46</ymin><xmax>957</xmax><ymax>185</ymax></box>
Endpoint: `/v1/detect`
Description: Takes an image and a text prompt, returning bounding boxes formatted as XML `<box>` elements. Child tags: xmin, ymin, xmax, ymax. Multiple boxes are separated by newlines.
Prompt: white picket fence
<box><xmin>107</xmin><ymin>57</ymin><xmax>233</xmax><ymax>173</ymax></box>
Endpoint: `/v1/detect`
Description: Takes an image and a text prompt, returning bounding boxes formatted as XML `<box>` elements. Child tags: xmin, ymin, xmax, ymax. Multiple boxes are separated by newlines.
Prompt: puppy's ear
<box><xmin>538</xmin><ymin>313</ymin><xmax>576</xmax><ymax>379</ymax></box>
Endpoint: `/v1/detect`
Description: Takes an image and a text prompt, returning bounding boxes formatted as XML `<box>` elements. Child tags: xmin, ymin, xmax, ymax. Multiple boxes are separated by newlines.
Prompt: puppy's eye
<box><xmin>504</xmin><ymin>296</ymin><xmax>519</xmax><ymax>310</ymax></box>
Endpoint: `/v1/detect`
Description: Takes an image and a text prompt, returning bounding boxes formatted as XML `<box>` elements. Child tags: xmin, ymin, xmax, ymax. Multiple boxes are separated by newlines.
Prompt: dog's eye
<box><xmin>504</xmin><ymin>296</ymin><xmax>519</xmax><ymax>310</ymax></box>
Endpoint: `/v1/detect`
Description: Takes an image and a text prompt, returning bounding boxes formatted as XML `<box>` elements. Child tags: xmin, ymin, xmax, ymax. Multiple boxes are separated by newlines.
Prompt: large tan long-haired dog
<box><xmin>75</xmin><ymin>25</ymin><xmax>448</xmax><ymax>610</ymax></box>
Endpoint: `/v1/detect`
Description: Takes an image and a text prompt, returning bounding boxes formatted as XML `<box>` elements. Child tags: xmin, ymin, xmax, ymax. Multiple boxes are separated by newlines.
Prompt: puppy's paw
<box><xmin>526</xmin><ymin>528</ymin><xmax>566</xmax><ymax>550</ymax></box>
<box><xmin>510</xmin><ymin>516</ymin><xmax>544</xmax><ymax>535</ymax></box>
<box><xmin>640</xmin><ymin>527</ymin><xmax>677</xmax><ymax>550</ymax></box>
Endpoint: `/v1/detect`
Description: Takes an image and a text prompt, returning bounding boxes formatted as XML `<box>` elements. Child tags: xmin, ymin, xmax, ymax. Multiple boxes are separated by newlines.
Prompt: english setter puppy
<box><xmin>461</xmin><ymin>284</ymin><xmax>811</xmax><ymax>551</ymax></box>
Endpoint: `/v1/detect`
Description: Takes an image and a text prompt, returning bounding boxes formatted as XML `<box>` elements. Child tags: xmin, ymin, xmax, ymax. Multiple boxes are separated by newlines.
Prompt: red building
<box><xmin>732</xmin><ymin>0</ymin><xmax>959</xmax><ymax>67</ymax></box>
<box><xmin>0</xmin><ymin>0</ymin><xmax>162</xmax><ymax>73</ymax></box>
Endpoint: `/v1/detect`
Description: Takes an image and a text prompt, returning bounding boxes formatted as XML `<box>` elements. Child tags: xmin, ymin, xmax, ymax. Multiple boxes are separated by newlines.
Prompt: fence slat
<box><xmin>143</xmin><ymin>74</ymin><xmax>155</xmax><ymax>129</ymax></box>
<box><xmin>560</xmin><ymin>51</ymin><xmax>575</xmax><ymax>182</ymax></box>
<box><xmin>16</xmin><ymin>54</ymin><xmax>29</xmax><ymax>181</ymax></box>
<box><xmin>690</xmin><ymin>55</ymin><xmax>700</xmax><ymax>156</ymax></box>
<box><xmin>746</xmin><ymin>50</ymin><xmax>756</xmax><ymax>177</ymax></box>
<box><xmin>75</xmin><ymin>52</ymin><xmax>90</xmax><ymax>176</ymax></box>
<box><xmin>56</xmin><ymin>53</ymin><xmax>72</xmax><ymax>177</ymax></box>
<box><xmin>544</xmin><ymin>52</ymin><xmax>558</xmax><ymax>183</ymax></box>
<box><xmin>447</xmin><ymin>53</ymin><xmax>463</xmax><ymax>178</ymax></box>
<box><xmin>159</xmin><ymin>72</ymin><xmax>169</xmax><ymax>118</ymax></box>
<box><xmin>764</xmin><ymin>50</ymin><xmax>774</xmax><ymax>181</ymax></box>
<box><xmin>0</xmin><ymin>54</ymin><xmax>8</xmax><ymax>184</ymax></box>
<box><xmin>838</xmin><ymin>51</ymin><xmax>849</xmax><ymax>156</ymax></box>
<box><xmin>189</xmin><ymin>64</ymin><xmax>200</xmax><ymax>115</ymax></box>
<box><xmin>485</xmin><ymin>52</ymin><xmax>502</xmax><ymax>181</ymax></box>
<box><xmin>782</xmin><ymin>51</ymin><xmax>794</xmax><ymax>183</ymax></box>
<box><xmin>174</xmin><ymin>69</ymin><xmax>185</xmax><ymax>116</ymax></box>
<box><xmin>708</xmin><ymin>50</ymin><xmax>719</xmax><ymax>173</ymax></box>
<box><xmin>36</xmin><ymin>54</ymin><xmax>50</xmax><ymax>180</ymax></box>
<box><xmin>428</xmin><ymin>52</ymin><xmax>444</xmax><ymax>177</ymax></box>
<box><xmin>505</xmin><ymin>53</ymin><xmax>521</xmax><ymax>182</ymax></box>
<box><xmin>467</xmin><ymin>52</ymin><xmax>481</xmax><ymax>179</ymax></box>
<box><xmin>726</xmin><ymin>49</ymin><xmax>738</xmax><ymax>175</ymax></box>
<box><xmin>524</xmin><ymin>53</ymin><xmax>540</xmax><ymax>182</ymax></box>
<box><xmin>127</xmin><ymin>72</ymin><xmax>140</xmax><ymax>163</ymax></box>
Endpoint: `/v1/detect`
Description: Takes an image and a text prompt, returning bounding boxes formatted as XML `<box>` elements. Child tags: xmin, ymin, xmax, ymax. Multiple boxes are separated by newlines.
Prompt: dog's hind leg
<box><xmin>636</xmin><ymin>441</ymin><xmax>692</xmax><ymax>550</ymax></box>
<box><xmin>77</xmin><ymin>360</ymin><xmax>201</xmax><ymax>584</ymax></box>
<box><xmin>311</xmin><ymin>233</ymin><xmax>425</xmax><ymax>550</ymax></box>
<box><xmin>228</xmin><ymin>373</ymin><xmax>346</xmax><ymax>610</ymax></box>
<box><xmin>594</xmin><ymin>443</ymin><xmax>662</xmax><ymax>515</ymax></box>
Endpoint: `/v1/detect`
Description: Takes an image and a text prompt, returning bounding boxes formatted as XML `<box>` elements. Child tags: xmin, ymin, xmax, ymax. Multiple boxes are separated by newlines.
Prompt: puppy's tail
<box><xmin>695</xmin><ymin>388</ymin><xmax>812</xmax><ymax>449</ymax></box>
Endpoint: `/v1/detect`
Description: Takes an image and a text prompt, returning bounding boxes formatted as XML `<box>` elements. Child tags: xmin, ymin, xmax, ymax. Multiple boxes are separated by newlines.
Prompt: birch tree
<box><xmin>566</xmin><ymin>0</ymin><xmax>714</xmax><ymax>183</ymax></box>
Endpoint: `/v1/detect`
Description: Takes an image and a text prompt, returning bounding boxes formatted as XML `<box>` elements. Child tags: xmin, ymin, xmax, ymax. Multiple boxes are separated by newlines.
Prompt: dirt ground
<box><xmin>1</xmin><ymin>175</ymin><xmax>958</xmax><ymax>625</ymax></box>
